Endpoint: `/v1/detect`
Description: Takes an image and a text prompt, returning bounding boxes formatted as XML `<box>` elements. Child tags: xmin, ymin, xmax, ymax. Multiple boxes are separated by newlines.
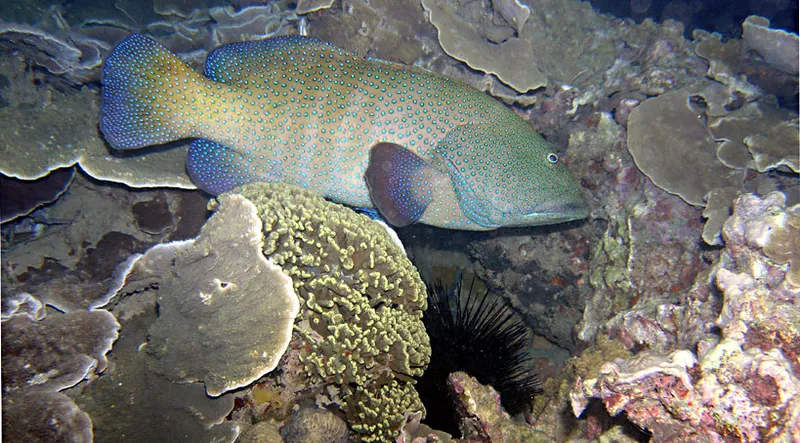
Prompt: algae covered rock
<box><xmin>571</xmin><ymin>192</ymin><xmax>800</xmax><ymax>441</ymax></box>
<box><xmin>231</xmin><ymin>182</ymin><xmax>431</xmax><ymax>442</ymax></box>
<box><xmin>0</xmin><ymin>295</ymin><xmax>119</xmax><ymax>443</ymax></box>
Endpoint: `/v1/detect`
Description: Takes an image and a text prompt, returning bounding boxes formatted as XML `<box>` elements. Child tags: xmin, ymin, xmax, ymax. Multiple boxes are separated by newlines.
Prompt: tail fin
<box><xmin>100</xmin><ymin>34</ymin><xmax>204</xmax><ymax>150</ymax></box>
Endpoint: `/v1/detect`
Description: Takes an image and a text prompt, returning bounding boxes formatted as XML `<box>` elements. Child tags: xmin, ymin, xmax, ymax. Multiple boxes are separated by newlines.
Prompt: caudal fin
<box><xmin>100</xmin><ymin>34</ymin><xmax>204</xmax><ymax>150</ymax></box>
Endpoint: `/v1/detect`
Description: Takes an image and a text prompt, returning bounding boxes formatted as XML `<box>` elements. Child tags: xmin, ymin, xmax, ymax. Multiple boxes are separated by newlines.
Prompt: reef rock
<box><xmin>571</xmin><ymin>192</ymin><xmax>800</xmax><ymax>441</ymax></box>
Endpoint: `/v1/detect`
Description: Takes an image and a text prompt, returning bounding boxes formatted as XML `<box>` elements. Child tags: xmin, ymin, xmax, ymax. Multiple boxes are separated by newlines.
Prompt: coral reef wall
<box><xmin>1</xmin><ymin>0</ymin><xmax>798</xmax><ymax>441</ymax></box>
<box><xmin>572</xmin><ymin>193</ymin><xmax>800</xmax><ymax>441</ymax></box>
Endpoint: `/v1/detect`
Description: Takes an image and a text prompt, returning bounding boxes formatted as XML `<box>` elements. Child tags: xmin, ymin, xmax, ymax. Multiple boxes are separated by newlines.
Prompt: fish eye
<box><xmin>547</xmin><ymin>153</ymin><xmax>558</xmax><ymax>163</ymax></box>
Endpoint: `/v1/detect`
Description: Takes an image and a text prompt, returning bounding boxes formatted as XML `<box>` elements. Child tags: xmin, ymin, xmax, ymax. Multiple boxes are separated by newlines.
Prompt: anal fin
<box><xmin>364</xmin><ymin>143</ymin><xmax>434</xmax><ymax>227</ymax></box>
<box><xmin>187</xmin><ymin>139</ymin><xmax>274</xmax><ymax>195</ymax></box>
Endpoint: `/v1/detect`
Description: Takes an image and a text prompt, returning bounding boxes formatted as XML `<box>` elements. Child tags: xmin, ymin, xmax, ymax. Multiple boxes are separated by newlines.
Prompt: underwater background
<box><xmin>1</xmin><ymin>0</ymin><xmax>798</xmax><ymax>442</ymax></box>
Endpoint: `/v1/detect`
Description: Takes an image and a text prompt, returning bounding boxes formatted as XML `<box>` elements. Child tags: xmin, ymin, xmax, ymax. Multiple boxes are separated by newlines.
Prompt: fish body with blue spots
<box><xmin>101</xmin><ymin>34</ymin><xmax>587</xmax><ymax>230</ymax></box>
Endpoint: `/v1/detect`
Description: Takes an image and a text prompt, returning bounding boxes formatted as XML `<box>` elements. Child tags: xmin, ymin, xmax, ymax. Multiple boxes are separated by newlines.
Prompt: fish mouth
<box><xmin>550</xmin><ymin>200</ymin><xmax>589</xmax><ymax>221</ymax></box>
<box><xmin>514</xmin><ymin>199</ymin><xmax>589</xmax><ymax>226</ymax></box>
<box><xmin>470</xmin><ymin>198</ymin><xmax>589</xmax><ymax>228</ymax></box>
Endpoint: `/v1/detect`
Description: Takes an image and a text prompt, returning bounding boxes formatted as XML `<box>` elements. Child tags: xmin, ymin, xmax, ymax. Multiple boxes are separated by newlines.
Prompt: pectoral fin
<box><xmin>364</xmin><ymin>142</ymin><xmax>434</xmax><ymax>227</ymax></box>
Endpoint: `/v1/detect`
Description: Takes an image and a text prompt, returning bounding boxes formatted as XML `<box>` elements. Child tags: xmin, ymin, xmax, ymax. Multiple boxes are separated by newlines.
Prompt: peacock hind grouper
<box><xmin>100</xmin><ymin>33</ymin><xmax>588</xmax><ymax>230</ymax></box>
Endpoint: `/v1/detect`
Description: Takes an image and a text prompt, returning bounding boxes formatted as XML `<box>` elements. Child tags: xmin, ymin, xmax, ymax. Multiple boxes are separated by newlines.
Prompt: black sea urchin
<box><xmin>417</xmin><ymin>274</ymin><xmax>543</xmax><ymax>436</ymax></box>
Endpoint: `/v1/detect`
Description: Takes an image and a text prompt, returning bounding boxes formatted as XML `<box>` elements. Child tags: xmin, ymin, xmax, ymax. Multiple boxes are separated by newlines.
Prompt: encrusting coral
<box><xmin>0</xmin><ymin>1</ymin><xmax>302</xmax><ymax>192</ymax></box>
<box><xmin>0</xmin><ymin>54</ymin><xmax>193</xmax><ymax>189</ymax></box>
<box><xmin>115</xmin><ymin>192</ymin><xmax>300</xmax><ymax>397</ymax></box>
<box><xmin>625</xmin><ymin>80</ymin><xmax>745</xmax><ymax>208</ymax></box>
<box><xmin>233</xmin><ymin>182</ymin><xmax>431</xmax><ymax>442</ymax></box>
<box><xmin>418</xmin><ymin>275</ymin><xmax>542</xmax><ymax>436</ymax></box>
<box><xmin>2</xmin><ymin>308</ymin><xmax>119</xmax><ymax>395</ymax></box>
<box><xmin>3</xmin><ymin>391</ymin><xmax>94</xmax><ymax>443</ymax></box>
<box><xmin>280</xmin><ymin>406</ymin><xmax>349</xmax><ymax>443</ymax></box>
<box><xmin>447</xmin><ymin>371</ymin><xmax>550</xmax><ymax>442</ymax></box>
<box><xmin>625</xmin><ymin>78</ymin><xmax>798</xmax><ymax>245</ymax></box>
<box><xmin>761</xmin><ymin>204</ymin><xmax>799</xmax><ymax>286</ymax></box>
<box><xmin>571</xmin><ymin>192</ymin><xmax>800</xmax><ymax>441</ymax></box>
<box><xmin>53</xmin><ymin>181</ymin><xmax>428</xmax><ymax>442</ymax></box>
<box><xmin>742</xmin><ymin>15</ymin><xmax>799</xmax><ymax>75</ymax></box>
<box><xmin>1</xmin><ymin>291</ymin><xmax>120</xmax><ymax>442</ymax></box>
<box><xmin>421</xmin><ymin>0</ymin><xmax>622</xmax><ymax>100</ymax></box>
<box><xmin>0</xmin><ymin>168</ymin><xmax>74</xmax><ymax>223</ymax></box>
<box><xmin>421</xmin><ymin>0</ymin><xmax>547</xmax><ymax>93</ymax></box>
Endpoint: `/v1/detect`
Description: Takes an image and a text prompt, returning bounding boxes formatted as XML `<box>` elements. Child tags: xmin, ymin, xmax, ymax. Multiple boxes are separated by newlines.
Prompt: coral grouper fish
<box><xmin>101</xmin><ymin>34</ymin><xmax>587</xmax><ymax>230</ymax></box>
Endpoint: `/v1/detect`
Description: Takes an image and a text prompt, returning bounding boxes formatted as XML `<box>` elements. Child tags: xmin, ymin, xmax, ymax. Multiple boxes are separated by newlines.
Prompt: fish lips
<box><xmin>521</xmin><ymin>198</ymin><xmax>589</xmax><ymax>225</ymax></box>
<box><xmin>481</xmin><ymin>198</ymin><xmax>589</xmax><ymax>228</ymax></box>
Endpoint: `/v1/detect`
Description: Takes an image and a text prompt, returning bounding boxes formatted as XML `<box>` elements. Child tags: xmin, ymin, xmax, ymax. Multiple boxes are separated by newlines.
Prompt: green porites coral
<box><xmin>232</xmin><ymin>182</ymin><xmax>431</xmax><ymax>442</ymax></box>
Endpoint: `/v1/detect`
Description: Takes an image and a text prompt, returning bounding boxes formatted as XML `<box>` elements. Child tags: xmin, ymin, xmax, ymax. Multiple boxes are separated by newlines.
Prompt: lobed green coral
<box><xmin>233</xmin><ymin>182</ymin><xmax>430</xmax><ymax>442</ymax></box>
<box><xmin>345</xmin><ymin>379</ymin><xmax>424</xmax><ymax>441</ymax></box>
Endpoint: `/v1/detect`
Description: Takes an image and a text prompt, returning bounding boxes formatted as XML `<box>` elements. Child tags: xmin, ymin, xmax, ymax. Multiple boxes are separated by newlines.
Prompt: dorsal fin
<box><xmin>203</xmin><ymin>35</ymin><xmax>348</xmax><ymax>84</ymax></box>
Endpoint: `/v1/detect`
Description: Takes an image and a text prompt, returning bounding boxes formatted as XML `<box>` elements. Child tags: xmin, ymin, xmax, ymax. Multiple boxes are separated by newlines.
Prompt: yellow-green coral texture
<box><xmin>235</xmin><ymin>182</ymin><xmax>430</xmax><ymax>442</ymax></box>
